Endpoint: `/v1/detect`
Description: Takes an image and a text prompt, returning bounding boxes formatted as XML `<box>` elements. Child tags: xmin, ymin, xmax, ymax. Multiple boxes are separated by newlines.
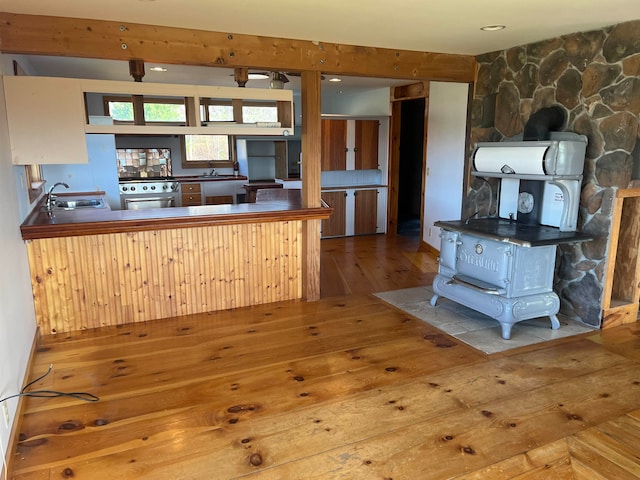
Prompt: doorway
<box><xmin>397</xmin><ymin>98</ymin><xmax>426</xmax><ymax>236</ymax></box>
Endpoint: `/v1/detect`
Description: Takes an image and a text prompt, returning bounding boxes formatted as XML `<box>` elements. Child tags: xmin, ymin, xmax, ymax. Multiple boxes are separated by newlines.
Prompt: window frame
<box><xmin>180</xmin><ymin>135</ymin><xmax>236</xmax><ymax>169</ymax></box>
<box><xmin>103</xmin><ymin>95</ymin><xmax>236</xmax><ymax>169</ymax></box>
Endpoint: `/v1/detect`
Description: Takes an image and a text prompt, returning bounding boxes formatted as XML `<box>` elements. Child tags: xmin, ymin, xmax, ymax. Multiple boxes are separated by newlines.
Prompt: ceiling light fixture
<box><xmin>480</xmin><ymin>25</ymin><xmax>506</xmax><ymax>31</ymax></box>
<box><xmin>269</xmin><ymin>73</ymin><xmax>284</xmax><ymax>90</ymax></box>
<box><xmin>329</xmin><ymin>78</ymin><xmax>342</xmax><ymax>82</ymax></box>
<box><xmin>149</xmin><ymin>66</ymin><xmax>167</xmax><ymax>72</ymax></box>
<box><xmin>248</xmin><ymin>73</ymin><xmax>269</xmax><ymax>80</ymax></box>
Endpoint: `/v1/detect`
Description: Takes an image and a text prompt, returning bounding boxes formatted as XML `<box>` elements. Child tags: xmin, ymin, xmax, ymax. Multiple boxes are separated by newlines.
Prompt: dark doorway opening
<box><xmin>397</xmin><ymin>98</ymin><xmax>425</xmax><ymax>236</ymax></box>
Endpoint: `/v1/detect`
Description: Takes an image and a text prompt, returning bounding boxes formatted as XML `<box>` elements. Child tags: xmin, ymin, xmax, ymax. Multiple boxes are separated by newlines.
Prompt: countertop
<box><xmin>21</xmin><ymin>191</ymin><xmax>330</xmax><ymax>240</ymax></box>
<box><xmin>321</xmin><ymin>184</ymin><xmax>386</xmax><ymax>190</ymax></box>
<box><xmin>435</xmin><ymin>218</ymin><xmax>593</xmax><ymax>247</ymax></box>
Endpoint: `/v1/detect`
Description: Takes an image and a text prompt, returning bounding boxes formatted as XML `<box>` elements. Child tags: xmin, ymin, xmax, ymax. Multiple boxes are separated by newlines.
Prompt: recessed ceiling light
<box><xmin>480</xmin><ymin>25</ymin><xmax>506</xmax><ymax>31</ymax></box>
<box><xmin>149</xmin><ymin>66</ymin><xmax>167</xmax><ymax>72</ymax></box>
<box><xmin>329</xmin><ymin>77</ymin><xmax>342</xmax><ymax>82</ymax></box>
<box><xmin>248</xmin><ymin>73</ymin><xmax>269</xmax><ymax>80</ymax></box>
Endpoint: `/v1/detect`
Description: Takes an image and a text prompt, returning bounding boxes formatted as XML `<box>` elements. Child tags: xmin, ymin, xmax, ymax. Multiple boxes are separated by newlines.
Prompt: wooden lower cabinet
<box><xmin>354</xmin><ymin>189</ymin><xmax>378</xmax><ymax>235</ymax></box>
<box><xmin>321</xmin><ymin>188</ymin><xmax>380</xmax><ymax>238</ymax></box>
<box><xmin>321</xmin><ymin>190</ymin><xmax>347</xmax><ymax>237</ymax></box>
<box><xmin>181</xmin><ymin>182</ymin><xmax>202</xmax><ymax>206</ymax></box>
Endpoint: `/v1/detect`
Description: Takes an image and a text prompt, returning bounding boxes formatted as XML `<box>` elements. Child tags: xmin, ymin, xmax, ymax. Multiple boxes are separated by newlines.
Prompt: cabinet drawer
<box><xmin>181</xmin><ymin>193</ymin><xmax>202</xmax><ymax>206</ymax></box>
<box><xmin>181</xmin><ymin>183</ymin><xmax>202</xmax><ymax>193</ymax></box>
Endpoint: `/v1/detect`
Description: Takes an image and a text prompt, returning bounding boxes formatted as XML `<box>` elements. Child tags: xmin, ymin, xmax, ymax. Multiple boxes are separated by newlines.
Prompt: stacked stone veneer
<box><xmin>467</xmin><ymin>20</ymin><xmax>640</xmax><ymax>327</ymax></box>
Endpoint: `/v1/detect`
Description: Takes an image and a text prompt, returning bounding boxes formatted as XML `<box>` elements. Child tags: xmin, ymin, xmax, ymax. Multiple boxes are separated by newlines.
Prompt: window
<box><xmin>104</xmin><ymin>96</ymin><xmax>187</xmax><ymax>124</ymax></box>
<box><xmin>243</xmin><ymin>102</ymin><xmax>278</xmax><ymax>124</ymax></box>
<box><xmin>104</xmin><ymin>96</ymin><xmax>235</xmax><ymax>169</ymax></box>
<box><xmin>200</xmin><ymin>99</ymin><xmax>234</xmax><ymax>123</ymax></box>
<box><xmin>181</xmin><ymin>135</ymin><xmax>235</xmax><ymax>169</ymax></box>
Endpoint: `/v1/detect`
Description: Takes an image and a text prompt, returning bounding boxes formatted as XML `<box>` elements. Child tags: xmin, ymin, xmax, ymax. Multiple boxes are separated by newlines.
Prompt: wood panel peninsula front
<box><xmin>21</xmin><ymin>194</ymin><xmax>330</xmax><ymax>334</ymax></box>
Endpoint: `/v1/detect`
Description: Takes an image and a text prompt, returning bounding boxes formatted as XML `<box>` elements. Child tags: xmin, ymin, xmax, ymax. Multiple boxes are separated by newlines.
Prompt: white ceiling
<box><xmin>3</xmin><ymin>0</ymin><xmax>640</xmax><ymax>91</ymax></box>
<box><xmin>4</xmin><ymin>0</ymin><xmax>639</xmax><ymax>55</ymax></box>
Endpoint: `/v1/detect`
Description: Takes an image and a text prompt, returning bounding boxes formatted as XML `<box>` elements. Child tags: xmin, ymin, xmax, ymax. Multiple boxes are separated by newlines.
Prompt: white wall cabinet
<box><xmin>81</xmin><ymin>78</ymin><xmax>294</xmax><ymax>137</ymax></box>
<box><xmin>3</xmin><ymin>76</ymin><xmax>88</xmax><ymax>165</ymax></box>
<box><xmin>3</xmin><ymin>75</ymin><xmax>295</xmax><ymax>165</ymax></box>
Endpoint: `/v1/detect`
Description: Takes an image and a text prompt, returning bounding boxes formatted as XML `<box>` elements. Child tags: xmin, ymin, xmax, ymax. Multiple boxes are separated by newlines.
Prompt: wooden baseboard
<box><xmin>4</xmin><ymin>327</ymin><xmax>41</xmax><ymax>478</ymax></box>
<box><xmin>419</xmin><ymin>240</ymin><xmax>439</xmax><ymax>260</ymax></box>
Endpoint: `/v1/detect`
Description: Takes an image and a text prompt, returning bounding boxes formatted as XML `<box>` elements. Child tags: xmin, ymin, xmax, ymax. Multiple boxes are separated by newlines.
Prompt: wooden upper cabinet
<box><xmin>321</xmin><ymin>119</ymin><xmax>347</xmax><ymax>171</ymax></box>
<box><xmin>355</xmin><ymin>120</ymin><xmax>379</xmax><ymax>170</ymax></box>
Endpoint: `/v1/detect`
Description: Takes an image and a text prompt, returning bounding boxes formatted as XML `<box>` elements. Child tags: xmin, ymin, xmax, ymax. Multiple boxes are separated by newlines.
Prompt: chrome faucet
<box><xmin>46</xmin><ymin>182</ymin><xmax>69</xmax><ymax>210</ymax></box>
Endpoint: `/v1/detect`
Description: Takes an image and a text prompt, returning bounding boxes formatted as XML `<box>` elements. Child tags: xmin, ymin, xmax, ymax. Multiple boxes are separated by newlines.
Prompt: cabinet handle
<box><xmin>344</xmin><ymin>147</ymin><xmax>349</xmax><ymax>153</ymax></box>
<box><xmin>353</xmin><ymin>147</ymin><xmax>358</xmax><ymax>153</ymax></box>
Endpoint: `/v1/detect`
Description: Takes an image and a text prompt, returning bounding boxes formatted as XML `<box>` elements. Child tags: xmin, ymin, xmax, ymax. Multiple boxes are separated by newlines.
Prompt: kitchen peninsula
<box><xmin>21</xmin><ymin>194</ymin><xmax>330</xmax><ymax>334</ymax></box>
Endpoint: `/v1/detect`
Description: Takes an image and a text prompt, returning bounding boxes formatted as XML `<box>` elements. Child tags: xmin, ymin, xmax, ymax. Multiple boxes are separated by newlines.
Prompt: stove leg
<box><xmin>550</xmin><ymin>314</ymin><xmax>560</xmax><ymax>330</ymax></box>
<box><xmin>501</xmin><ymin>323</ymin><xmax>513</xmax><ymax>340</ymax></box>
<box><xmin>430</xmin><ymin>294</ymin><xmax>439</xmax><ymax>307</ymax></box>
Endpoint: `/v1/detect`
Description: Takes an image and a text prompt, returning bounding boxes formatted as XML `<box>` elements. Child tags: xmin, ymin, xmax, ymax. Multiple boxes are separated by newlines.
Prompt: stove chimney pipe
<box><xmin>523</xmin><ymin>106</ymin><xmax>566</xmax><ymax>141</ymax></box>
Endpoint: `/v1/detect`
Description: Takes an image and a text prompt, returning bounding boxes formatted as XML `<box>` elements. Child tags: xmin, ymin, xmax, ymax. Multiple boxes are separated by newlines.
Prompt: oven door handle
<box><xmin>447</xmin><ymin>275</ymin><xmax>505</xmax><ymax>296</ymax></box>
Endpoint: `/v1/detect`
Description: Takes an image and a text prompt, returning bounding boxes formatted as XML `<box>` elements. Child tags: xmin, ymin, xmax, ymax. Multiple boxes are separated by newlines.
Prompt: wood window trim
<box><xmin>25</xmin><ymin>164</ymin><xmax>44</xmax><ymax>203</ymax></box>
<box><xmin>179</xmin><ymin>135</ymin><xmax>236</xmax><ymax>169</ymax></box>
<box><xmin>102</xmin><ymin>95</ymin><xmax>189</xmax><ymax>125</ymax></box>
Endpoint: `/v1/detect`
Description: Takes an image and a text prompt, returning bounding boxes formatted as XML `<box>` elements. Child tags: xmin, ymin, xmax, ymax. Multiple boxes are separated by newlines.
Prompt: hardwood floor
<box><xmin>7</xmin><ymin>235</ymin><xmax>640</xmax><ymax>479</ymax></box>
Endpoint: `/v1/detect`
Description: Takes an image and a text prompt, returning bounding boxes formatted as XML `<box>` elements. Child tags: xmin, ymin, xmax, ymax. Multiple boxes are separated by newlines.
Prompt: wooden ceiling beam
<box><xmin>0</xmin><ymin>12</ymin><xmax>476</xmax><ymax>83</ymax></box>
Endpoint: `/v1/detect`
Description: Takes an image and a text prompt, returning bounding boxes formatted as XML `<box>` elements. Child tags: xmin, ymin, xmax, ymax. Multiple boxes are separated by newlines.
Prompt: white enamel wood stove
<box><xmin>430</xmin><ymin>132</ymin><xmax>591</xmax><ymax>339</ymax></box>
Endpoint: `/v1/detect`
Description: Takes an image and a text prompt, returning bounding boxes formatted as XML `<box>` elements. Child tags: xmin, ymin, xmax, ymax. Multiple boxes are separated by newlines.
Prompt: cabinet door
<box><xmin>355</xmin><ymin>120</ymin><xmax>379</xmax><ymax>170</ymax></box>
<box><xmin>321</xmin><ymin>119</ymin><xmax>347</xmax><ymax>171</ymax></box>
<box><xmin>321</xmin><ymin>191</ymin><xmax>347</xmax><ymax>237</ymax></box>
<box><xmin>4</xmin><ymin>76</ymin><xmax>88</xmax><ymax>164</ymax></box>
<box><xmin>354</xmin><ymin>189</ymin><xmax>378</xmax><ymax>235</ymax></box>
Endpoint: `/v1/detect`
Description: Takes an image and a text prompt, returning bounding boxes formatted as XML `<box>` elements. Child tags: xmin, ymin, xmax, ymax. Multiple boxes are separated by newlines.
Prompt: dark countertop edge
<box><xmin>21</xmin><ymin>193</ymin><xmax>331</xmax><ymax>240</ymax></box>
<box><xmin>176</xmin><ymin>175</ymin><xmax>248</xmax><ymax>182</ymax></box>
<box><xmin>21</xmin><ymin>205</ymin><xmax>331</xmax><ymax>240</ymax></box>
<box><xmin>434</xmin><ymin>219</ymin><xmax>593</xmax><ymax>247</ymax></box>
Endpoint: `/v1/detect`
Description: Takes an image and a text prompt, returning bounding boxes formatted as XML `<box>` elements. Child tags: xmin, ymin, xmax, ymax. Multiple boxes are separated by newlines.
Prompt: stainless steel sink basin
<box><xmin>53</xmin><ymin>198</ymin><xmax>106</xmax><ymax>210</ymax></box>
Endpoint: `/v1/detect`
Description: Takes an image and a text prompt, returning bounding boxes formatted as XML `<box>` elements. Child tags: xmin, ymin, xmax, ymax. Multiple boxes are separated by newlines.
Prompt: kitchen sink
<box><xmin>52</xmin><ymin>198</ymin><xmax>107</xmax><ymax>210</ymax></box>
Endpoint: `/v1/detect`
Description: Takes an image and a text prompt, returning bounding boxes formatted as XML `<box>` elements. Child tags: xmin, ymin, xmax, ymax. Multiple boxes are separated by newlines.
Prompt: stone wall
<box><xmin>468</xmin><ymin>20</ymin><xmax>640</xmax><ymax>327</ymax></box>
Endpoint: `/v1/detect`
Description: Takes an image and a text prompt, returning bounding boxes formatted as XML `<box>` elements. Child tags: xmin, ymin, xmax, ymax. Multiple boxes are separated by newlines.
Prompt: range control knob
<box><xmin>122</xmin><ymin>186</ymin><xmax>128</xmax><ymax>191</ymax></box>
<box><xmin>151</xmin><ymin>185</ymin><xmax>156</xmax><ymax>190</ymax></box>
<box><xmin>130</xmin><ymin>186</ymin><xmax>136</xmax><ymax>191</ymax></box>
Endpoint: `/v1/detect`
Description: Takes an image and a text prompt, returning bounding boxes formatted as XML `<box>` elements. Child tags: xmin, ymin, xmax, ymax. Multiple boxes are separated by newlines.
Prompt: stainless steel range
<box><xmin>118</xmin><ymin>178</ymin><xmax>180</xmax><ymax>210</ymax></box>
<box><xmin>430</xmin><ymin>109</ymin><xmax>592</xmax><ymax>340</ymax></box>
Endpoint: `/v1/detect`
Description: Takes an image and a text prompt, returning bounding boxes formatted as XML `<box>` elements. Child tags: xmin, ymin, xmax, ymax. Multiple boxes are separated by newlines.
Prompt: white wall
<box><xmin>0</xmin><ymin>57</ymin><xmax>39</xmax><ymax>473</ymax></box>
<box><xmin>322</xmin><ymin>87</ymin><xmax>391</xmax><ymax>116</ymax></box>
<box><xmin>423</xmin><ymin>82</ymin><xmax>469</xmax><ymax>249</ymax></box>
<box><xmin>43</xmin><ymin>134</ymin><xmax>121</xmax><ymax>209</ymax></box>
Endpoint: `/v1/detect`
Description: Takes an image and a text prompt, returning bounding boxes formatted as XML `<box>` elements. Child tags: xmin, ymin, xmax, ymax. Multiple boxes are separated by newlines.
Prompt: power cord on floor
<box><xmin>0</xmin><ymin>364</ymin><xmax>100</xmax><ymax>405</ymax></box>
<box><xmin>0</xmin><ymin>365</ymin><xmax>99</xmax><ymax>478</ymax></box>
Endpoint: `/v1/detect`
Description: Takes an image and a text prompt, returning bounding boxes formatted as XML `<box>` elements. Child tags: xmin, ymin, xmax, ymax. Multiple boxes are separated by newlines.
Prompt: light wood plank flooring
<box><xmin>8</xmin><ymin>235</ymin><xmax>640</xmax><ymax>479</ymax></box>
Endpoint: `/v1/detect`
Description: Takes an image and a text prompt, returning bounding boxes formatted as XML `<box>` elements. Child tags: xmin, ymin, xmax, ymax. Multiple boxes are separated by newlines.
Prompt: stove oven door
<box><xmin>455</xmin><ymin>235</ymin><xmax>513</xmax><ymax>292</ymax></box>
<box><xmin>123</xmin><ymin>196</ymin><xmax>176</xmax><ymax>210</ymax></box>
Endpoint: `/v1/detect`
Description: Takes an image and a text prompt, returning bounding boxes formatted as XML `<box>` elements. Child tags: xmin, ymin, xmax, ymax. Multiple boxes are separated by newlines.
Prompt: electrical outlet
<box><xmin>1</xmin><ymin>402</ymin><xmax>9</xmax><ymax>429</ymax></box>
